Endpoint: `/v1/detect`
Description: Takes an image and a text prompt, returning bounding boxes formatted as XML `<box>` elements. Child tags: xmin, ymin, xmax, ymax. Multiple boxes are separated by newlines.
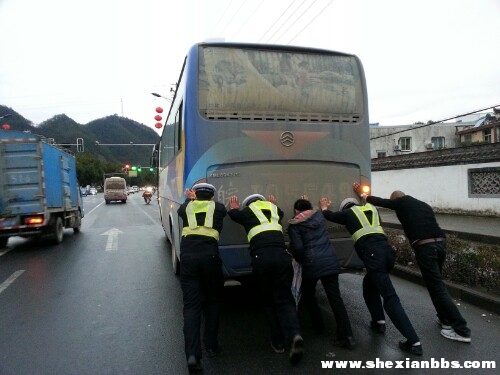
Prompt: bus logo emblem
<box><xmin>280</xmin><ymin>131</ymin><xmax>294</xmax><ymax>147</ymax></box>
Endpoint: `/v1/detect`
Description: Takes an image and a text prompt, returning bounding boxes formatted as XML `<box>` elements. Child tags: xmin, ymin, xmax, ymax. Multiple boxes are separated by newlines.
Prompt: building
<box><xmin>369</xmin><ymin>122</ymin><xmax>474</xmax><ymax>159</ymax></box>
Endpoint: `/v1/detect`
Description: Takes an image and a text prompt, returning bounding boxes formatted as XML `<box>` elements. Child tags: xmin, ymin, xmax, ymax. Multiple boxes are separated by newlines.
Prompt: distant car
<box><xmin>80</xmin><ymin>188</ymin><xmax>88</xmax><ymax>196</ymax></box>
<box><xmin>89</xmin><ymin>187</ymin><xmax>97</xmax><ymax>195</ymax></box>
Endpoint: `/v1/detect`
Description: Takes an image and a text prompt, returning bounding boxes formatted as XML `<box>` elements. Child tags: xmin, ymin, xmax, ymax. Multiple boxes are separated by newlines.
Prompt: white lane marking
<box><xmin>101</xmin><ymin>228</ymin><xmax>124</xmax><ymax>251</ymax></box>
<box><xmin>0</xmin><ymin>248</ymin><xmax>13</xmax><ymax>257</ymax></box>
<box><xmin>85</xmin><ymin>200</ymin><xmax>105</xmax><ymax>216</ymax></box>
<box><xmin>0</xmin><ymin>270</ymin><xmax>25</xmax><ymax>294</ymax></box>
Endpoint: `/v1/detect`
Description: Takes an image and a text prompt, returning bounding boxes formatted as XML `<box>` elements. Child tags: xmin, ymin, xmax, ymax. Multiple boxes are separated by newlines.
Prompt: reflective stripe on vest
<box><xmin>247</xmin><ymin>201</ymin><xmax>282</xmax><ymax>241</ymax></box>
<box><xmin>350</xmin><ymin>203</ymin><xmax>385</xmax><ymax>243</ymax></box>
<box><xmin>182</xmin><ymin>200</ymin><xmax>219</xmax><ymax>240</ymax></box>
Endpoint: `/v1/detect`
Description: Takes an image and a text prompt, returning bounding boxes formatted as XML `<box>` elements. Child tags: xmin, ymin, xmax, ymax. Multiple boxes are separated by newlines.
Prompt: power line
<box><xmin>229</xmin><ymin>0</ymin><xmax>266</xmax><ymax>41</ymax></box>
<box><xmin>218</xmin><ymin>0</ymin><xmax>249</xmax><ymax>37</ymax></box>
<box><xmin>370</xmin><ymin>103</ymin><xmax>500</xmax><ymax>140</ymax></box>
<box><xmin>273</xmin><ymin>0</ymin><xmax>319</xmax><ymax>44</ymax></box>
<box><xmin>258</xmin><ymin>0</ymin><xmax>300</xmax><ymax>43</ymax></box>
<box><xmin>262</xmin><ymin>0</ymin><xmax>307</xmax><ymax>44</ymax></box>
<box><xmin>287</xmin><ymin>0</ymin><xmax>336</xmax><ymax>44</ymax></box>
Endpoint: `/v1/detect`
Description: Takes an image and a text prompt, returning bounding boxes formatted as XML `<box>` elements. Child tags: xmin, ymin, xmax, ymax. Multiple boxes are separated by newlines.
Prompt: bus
<box><xmin>157</xmin><ymin>42</ymin><xmax>371</xmax><ymax>278</ymax></box>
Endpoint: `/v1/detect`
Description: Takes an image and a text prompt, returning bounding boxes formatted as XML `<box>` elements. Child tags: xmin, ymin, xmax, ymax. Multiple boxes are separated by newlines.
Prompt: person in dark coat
<box><xmin>287</xmin><ymin>197</ymin><xmax>355</xmax><ymax>349</ymax></box>
<box><xmin>177</xmin><ymin>183</ymin><xmax>227</xmax><ymax>372</ymax></box>
<box><xmin>228</xmin><ymin>193</ymin><xmax>304</xmax><ymax>365</ymax></box>
<box><xmin>320</xmin><ymin>196</ymin><xmax>422</xmax><ymax>356</ymax></box>
<box><xmin>353</xmin><ymin>183</ymin><xmax>471</xmax><ymax>343</ymax></box>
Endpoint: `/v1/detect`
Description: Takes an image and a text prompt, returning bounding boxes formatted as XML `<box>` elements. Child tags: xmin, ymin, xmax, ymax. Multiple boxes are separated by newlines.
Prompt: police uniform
<box><xmin>228</xmin><ymin>194</ymin><xmax>304</xmax><ymax>364</ymax></box>
<box><xmin>322</xmin><ymin>200</ymin><xmax>422</xmax><ymax>355</ymax></box>
<box><xmin>177</xmin><ymin>183</ymin><xmax>227</xmax><ymax>371</ymax></box>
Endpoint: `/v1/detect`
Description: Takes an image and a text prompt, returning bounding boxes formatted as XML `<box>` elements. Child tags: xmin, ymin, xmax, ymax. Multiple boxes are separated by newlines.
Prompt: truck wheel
<box><xmin>73</xmin><ymin>211</ymin><xmax>82</xmax><ymax>233</ymax></box>
<box><xmin>0</xmin><ymin>237</ymin><xmax>8</xmax><ymax>248</ymax></box>
<box><xmin>52</xmin><ymin>217</ymin><xmax>64</xmax><ymax>244</ymax></box>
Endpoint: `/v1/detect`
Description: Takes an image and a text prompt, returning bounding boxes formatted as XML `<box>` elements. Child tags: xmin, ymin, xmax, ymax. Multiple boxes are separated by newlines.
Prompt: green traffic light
<box><xmin>131</xmin><ymin>166</ymin><xmax>137</xmax><ymax>171</ymax></box>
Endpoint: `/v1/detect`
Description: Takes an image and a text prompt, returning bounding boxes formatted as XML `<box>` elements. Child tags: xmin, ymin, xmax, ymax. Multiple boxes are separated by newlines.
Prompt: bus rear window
<box><xmin>198</xmin><ymin>46</ymin><xmax>363</xmax><ymax>122</ymax></box>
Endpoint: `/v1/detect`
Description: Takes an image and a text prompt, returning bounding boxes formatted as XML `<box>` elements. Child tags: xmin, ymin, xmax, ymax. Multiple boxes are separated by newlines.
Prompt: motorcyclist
<box><xmin>143</xmin><ymin>188</ymin><xmax>153</xmax><ymax>203</ymax></box>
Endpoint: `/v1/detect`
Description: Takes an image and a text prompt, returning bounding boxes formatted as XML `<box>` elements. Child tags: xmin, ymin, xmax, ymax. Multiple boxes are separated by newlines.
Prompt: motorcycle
<box><xmin>143</xmin><ymin>193</ymin><xmax>152</xmax><ymax>204</ymax></box>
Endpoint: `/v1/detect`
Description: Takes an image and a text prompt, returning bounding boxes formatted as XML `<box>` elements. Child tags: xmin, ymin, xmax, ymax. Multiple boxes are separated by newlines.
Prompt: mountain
<box><xmin>0</xmin><ymin>105</ymin><xmax>160</xmax><ymax>166</ymax></box>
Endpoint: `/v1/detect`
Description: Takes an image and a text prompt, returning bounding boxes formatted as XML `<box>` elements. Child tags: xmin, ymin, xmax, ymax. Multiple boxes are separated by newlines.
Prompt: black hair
<box><xmin>294</xmin><ymin>199</ymin><xmax>312</xmax><ymax>212</ymax></box>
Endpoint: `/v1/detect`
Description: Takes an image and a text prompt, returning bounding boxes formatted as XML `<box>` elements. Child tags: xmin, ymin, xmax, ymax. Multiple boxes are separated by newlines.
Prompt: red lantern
<box><xmin>2</xmin><ymin>124</ymin><xmax>10</xmax><ymax>130</ymax></box>
<box><xmin>155</xmin><ymin>122</ymin><xmax>163</xmax><ymax>129</ymax></box>
<box><xmin>154</xmin><ymin>114</ymin><xmax>162</xmax><ymax>121</ymax></box>
<box><xmin>156</xmin><ymin>107</ymin><xmax>163</xmax><ymax>113</ymax></box>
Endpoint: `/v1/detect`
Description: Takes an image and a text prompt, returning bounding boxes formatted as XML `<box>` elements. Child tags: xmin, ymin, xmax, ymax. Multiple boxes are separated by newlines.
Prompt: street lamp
<box><xmin>151</xmin><ymin>92</ymin><xmax>172</xmax><ymax>103</ymax></box>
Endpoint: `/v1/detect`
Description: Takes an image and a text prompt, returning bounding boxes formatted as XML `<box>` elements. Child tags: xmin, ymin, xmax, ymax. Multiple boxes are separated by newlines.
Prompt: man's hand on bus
<box><xmin>319</xmin><ymin>197</ymin><xmax>331</xmax><ymax>211</ymax></box>
<box><xmin>185</xmin><ymin>189</ymin><xmax>196</xmax><ymax>200</ymax></box>
<box><xmin>228</xmin><ymin>195</ymin><xmax>240</xmax><ymax>210</ymax></box>
<box><xmin>352</xmin><ymin>182</ymin><xmax>368</xmax><ymax>200</ymax></box>
<box><xmin>267</xmin><ymin>195</ymin><xmax>277</xmax><ymax>205</ymax></box>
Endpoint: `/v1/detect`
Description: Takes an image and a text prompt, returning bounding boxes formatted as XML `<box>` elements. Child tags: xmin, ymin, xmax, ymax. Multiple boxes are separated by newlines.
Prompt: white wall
<box><xmin>372</xmin><ymin>162</ymin><xmax>500</xmax><ymax>216</ymax></box>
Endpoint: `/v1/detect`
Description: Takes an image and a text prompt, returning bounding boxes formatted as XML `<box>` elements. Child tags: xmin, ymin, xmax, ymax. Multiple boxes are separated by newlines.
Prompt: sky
<box><xmin>1</xmin><ymin>0</ymin><xmax>499</xmax><ymax>134</ymax></box>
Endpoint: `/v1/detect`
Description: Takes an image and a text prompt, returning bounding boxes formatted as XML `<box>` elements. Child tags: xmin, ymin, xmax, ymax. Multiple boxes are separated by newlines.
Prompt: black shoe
<box><xmin>334</xmin><ymin>336</ymin><xmax>356</xmax><ymax>350</ymax></box>
<box><xmin>399</xmin><ymin>340</ymin><xmax>423</xmax><ymax>356</ymax></box>
<box><xmin>206</xmin><ymin>346</ymin><xmax>222</xmax><ymax>358</ymax></box>
<box><xmin>370</xmin><ymin>321</ymin><xmax>386</xmax><ymax>334</ymax></box>
<box><xmin>187</xmin><ymin>355</ymin><xmax>202</xmax><ymax>372</ymax></box>
<box><xmin>289</xmin><ymin>335</ymin><xmax>304</xmax><ymax>365</ymax></box>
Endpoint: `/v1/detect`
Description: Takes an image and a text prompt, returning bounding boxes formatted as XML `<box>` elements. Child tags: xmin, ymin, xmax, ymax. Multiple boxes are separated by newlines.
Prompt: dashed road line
<box><xmin>0</xmin><ymin>270</ymin><xmax>25</xmax><ymax>294</ymax></box>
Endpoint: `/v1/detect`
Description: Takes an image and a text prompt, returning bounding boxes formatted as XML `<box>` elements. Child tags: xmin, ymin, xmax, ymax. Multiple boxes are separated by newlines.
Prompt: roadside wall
<box><xmin>371</xmin><ymin>143</ymin><xmax>500</xmax><ymax>216</ymax></box>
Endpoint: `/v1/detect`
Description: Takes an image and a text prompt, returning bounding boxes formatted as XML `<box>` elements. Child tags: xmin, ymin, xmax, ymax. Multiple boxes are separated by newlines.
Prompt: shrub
<box><xmin>385</xmin><ymin>228</ymin><xmax>500</xmax><ymax>296</ymax></box>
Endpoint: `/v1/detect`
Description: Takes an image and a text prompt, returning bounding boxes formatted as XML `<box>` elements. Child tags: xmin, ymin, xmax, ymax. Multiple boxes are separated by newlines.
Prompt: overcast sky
<box><xmin>1</xmin><ymin>0</ymin><xmax>499</xmax><ymax>134</ymax></box>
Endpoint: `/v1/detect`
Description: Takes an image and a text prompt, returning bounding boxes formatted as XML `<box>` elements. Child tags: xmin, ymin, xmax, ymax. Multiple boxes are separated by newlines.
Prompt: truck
<box><xmin>0</xmin><ymin>129</ymin><xmax>84</xmax><ymax>247</ymax></box>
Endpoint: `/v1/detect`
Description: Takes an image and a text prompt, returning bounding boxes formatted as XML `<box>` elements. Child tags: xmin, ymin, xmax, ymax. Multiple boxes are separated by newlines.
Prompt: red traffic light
<box><xmin>156</xmin><ymin>107</ymin><xmax>163</xmax><ymax>113</ymax></box>
<box><xmin>155</xmin><ymin>122</ymin><xmax>163</xmax><ymax>129</ymax></box>
<box><xmin>155</xmin><ymin>114</ymin><xmax>162</xmax><ymax>121</ymax></box>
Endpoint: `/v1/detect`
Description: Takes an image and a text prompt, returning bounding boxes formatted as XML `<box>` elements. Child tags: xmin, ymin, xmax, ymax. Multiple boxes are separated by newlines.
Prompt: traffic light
<box><xmin>131</xmin><ymin>166</ymin><xmax>137</xmax><ymax>171</ymax></box>
<box><xmin>123</xmin><ymin>164</ymin><xmax>130</xmax><ymax>174</ymax></box>
<box><xmin>137</xmin><ymin>165</ymin><xmax>142</xmax><ymax>172</ymax></box>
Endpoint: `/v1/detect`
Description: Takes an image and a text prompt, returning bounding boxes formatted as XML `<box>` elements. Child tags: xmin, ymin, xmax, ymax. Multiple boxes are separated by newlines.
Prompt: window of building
<box><xmin>483</xmin><ymin>129</ymin><xmax>492</xmax><ymax>143</ymax></box>
<box><xmin>377</xmin><ymin>151</ymin><xmax>386</xmax><ymax>158</ymax></box>
<box><xmin>431</xmin><ymin>136</ymin><xmax>445</xmax><ymax>149</ymax></box>
<box><xmin>399</xmin><ymin>137</ymin><xmax>411</xmax><ymax>151</ymax></box>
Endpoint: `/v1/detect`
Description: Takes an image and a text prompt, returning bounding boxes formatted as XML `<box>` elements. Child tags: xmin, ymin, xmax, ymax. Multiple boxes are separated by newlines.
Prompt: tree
<box><xmin>76</xmin><ymin>153</ymin><xmax>105</xmax><ymax>186</ymax></box>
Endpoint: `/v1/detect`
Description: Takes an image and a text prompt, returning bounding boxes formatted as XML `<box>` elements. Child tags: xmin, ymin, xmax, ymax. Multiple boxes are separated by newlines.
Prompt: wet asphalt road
<box><xmin>0</xmin><ymin>193</ymin><xmax>498</xmax><ymax>375</ymax></box>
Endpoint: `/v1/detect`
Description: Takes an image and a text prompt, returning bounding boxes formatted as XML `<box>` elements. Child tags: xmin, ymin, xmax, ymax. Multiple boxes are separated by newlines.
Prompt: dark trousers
<box><xmin>180</xmin><ymin>252</ymin><xmax>224</xmax><ymax>360</ymax></box>
<box><xmin>301</xmin><ymin>273</ymin><xmax>353</xmax><ymax>340</ymax></box>
<box><xmin>357</xmin><ymin>243</ymin><xmax>420</xmax><ymax>343</ymax></box>
<box><xmin>251</xmin><ymin>248</ymin><xmax>301</xmax><ymax>347</ymax></box>
<box><xmin>414</xmin><ymin>241</ymin><xmax>470</xmax><ymax>337</ymax></box>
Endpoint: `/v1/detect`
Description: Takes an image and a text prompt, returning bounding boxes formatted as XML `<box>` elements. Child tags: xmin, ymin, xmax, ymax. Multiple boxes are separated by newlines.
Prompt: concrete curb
<box><xmin>392</xmin><ymin>265</ymin><xmax>500</xmax><ymax>315</ymax></box>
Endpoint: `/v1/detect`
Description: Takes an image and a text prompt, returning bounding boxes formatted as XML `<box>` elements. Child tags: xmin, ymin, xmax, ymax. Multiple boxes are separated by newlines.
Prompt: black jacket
<box><xmin>366</xmin><ymin>195</ymin><xmax>445</xmax><ymax>244</ymax></box>
<box><xmin>287</xmin><ymin>209</ymin><xmax>341</xmax><ymax>278</ymax></box>
<box><xmin>177</xmin><ymin>198</ymin><xmax>227</xmax><ymax>255</ymax></box>
<box><xmin>322</xmin><ymin>206</ymin><xmax>389</xmax><ymax>252</ymax></box>
<box><xmin>228</xmin><ymin>204</ymin><xmax>286</xmax><ymax>255</ymax></box>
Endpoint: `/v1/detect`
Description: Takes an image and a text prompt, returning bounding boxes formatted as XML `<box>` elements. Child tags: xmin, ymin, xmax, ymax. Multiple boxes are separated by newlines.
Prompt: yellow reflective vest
<box><xmin>247</xmin><ymin>200</ymin><xmax>282</xmax><ymax>241</ymax></box>
<box><xmin>350</xmin><ymin>203</ymin><xmax>385</xmax><ymax>243</ymax></box>
<box><xmin>182</xmin><ymin>200</ymin><xmax>219</xmax><ymax>240</ymax></box>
